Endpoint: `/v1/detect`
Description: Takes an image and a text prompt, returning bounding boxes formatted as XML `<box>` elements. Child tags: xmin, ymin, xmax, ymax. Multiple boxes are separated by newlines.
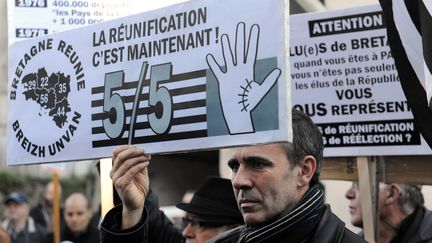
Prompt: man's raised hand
<box><xmin>110</xmin><ymin>145</ymin><xmax>151</xmax><ymax>229</ymax></box>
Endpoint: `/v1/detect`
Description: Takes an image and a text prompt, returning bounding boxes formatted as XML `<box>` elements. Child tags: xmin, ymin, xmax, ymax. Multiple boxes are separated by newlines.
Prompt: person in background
<box><xmin>345</xmin><ymin>182</ymin><xmax>432</xmax><ymax>242</ymax></box>
<box><xmin>102</xmin><ymin>172</ymin><xmax>243</xmax><ymax>243</ymax></box>
<box><xmin>30</xmin><ymin>181</ymin><xmax>64</xmax><ymax>233</ymax></box>
<box><xmin>61</xmin><ymin>193</ymin><xmax>99</xmax><ymax>243</ymax></box>
<box><xmin>0</xmin><ymin>227</ymin><xmax>11</xmax><ymax>243</ymax></box>
<box><xmin>345</xmin><ymin>182</ymin><xmax>363</xmax><ymax>230</ymax></box>
<box><xmin>178</xmin><ymin>176</ymin><xmax>244</xmax><ymax>243</ymax></box>
<box><xmin>0</xmin><ymin>192</ymin><xmax>47</xmax><ymax>243</ymax></box>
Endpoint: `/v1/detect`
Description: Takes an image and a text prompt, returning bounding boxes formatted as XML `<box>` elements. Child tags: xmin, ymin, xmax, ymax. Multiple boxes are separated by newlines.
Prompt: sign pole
<box><xmin>357</xmin><ymin>156</ymin><xmax>378</xmax><ymax>243</ymax></box>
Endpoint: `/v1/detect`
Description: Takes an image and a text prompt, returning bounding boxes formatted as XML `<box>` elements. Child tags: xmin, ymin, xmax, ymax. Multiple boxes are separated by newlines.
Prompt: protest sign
<box><xmin>291</xmin><ymin>4</ymin><xmax>432</xmax><ymax>156</ymax></box>
<box><xmin>8</xmin><ymin>0</ymin><xmax>290</xmax><ymax>165</ymax></box>
<box><xmin>7</xmin><ymin>0</ymin><xmax>188</xmax><ymax>44</ymax></box>
<box><xmin>380</xmin><ymin>0</ymin><xmax>432</xmax><ymax>150</ymax></box>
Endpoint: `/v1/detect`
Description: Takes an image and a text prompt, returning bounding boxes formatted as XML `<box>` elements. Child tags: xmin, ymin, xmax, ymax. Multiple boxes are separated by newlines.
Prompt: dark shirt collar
<box><xmin>390</xmin><ymin>206</ymin><xmax>425</xmax><ymax>243</ymax></box>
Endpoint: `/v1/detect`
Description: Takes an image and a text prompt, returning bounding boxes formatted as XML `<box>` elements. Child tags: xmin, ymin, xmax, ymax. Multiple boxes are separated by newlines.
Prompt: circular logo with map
<box><xmin>9</xmin><ymin>37</ymin><xmax>85</xmax><ymax>161</ymax></box>
<box><xmin>21</xmin><ymin>67</ymin><xmax>72</xmax><ymax>128</ymax></box>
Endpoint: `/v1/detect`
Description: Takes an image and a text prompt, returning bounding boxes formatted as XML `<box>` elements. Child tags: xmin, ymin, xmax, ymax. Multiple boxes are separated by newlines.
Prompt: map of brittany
<box><xmin>21</xmin><ymin>67</ymin><xmax>71</xmax><ymax>128</ymax></box>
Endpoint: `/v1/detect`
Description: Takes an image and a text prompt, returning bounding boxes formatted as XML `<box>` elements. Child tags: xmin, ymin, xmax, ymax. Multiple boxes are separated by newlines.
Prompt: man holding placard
<box><xmin>100</xmin><ymin>110</ymin><xmax>366</xmax><ymax>243</ymax></box>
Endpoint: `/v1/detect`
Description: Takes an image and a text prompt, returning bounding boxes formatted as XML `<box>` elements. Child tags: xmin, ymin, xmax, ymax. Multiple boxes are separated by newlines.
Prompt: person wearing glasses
<box><xmin>178</xmin><ymin>176</ymin><xmax>243</xmax><ymax>243</ymax></box>
<box><xmin>101</xmin><ymin>167</ymin><xmax>243</xmax><ymax>243</ymax></box>
<box><xmin>345</xmin><ymin>182</ymin><xmax>432</xmax><ymax>242</ymax></box>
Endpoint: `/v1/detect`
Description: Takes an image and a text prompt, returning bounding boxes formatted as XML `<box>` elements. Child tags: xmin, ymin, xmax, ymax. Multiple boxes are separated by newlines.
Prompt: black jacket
<box><xmin>100</xmin><ymin>190</ymin><xmax>183</xmax><ymax>243</ymax></box>
<box><xmin>44</xmin><ymin>223</ymin><xmax>100</xmax><ymax>243</ymax></box>
<box><xmin>207</xmin><ymin>205</ymin><xmax>366</xmax><ymax>243</ymax></box>
<box><xmin>30</xmin><ymin>204</ymin><xmax>65</xmax><ymax>233</ymax></box>
<box><xmin>101</xmin><ymin>202</ymin><xmax>366</xmax><ymax>243</ymax></box>
<box><xmin>311</xmin><ymin>205</ymin><xmax>367</xmax><ymax>243</ymax></box>
<box><xmin>392</xmin><ymin>207</ymin><xmax>432</xmax><ymax>243</ymax></box>
<box><xmin>61</xmin><ymin>224</ymin><xmax>100</xmax><ymax>243</ymax></box>
<box><xmin>411</xmin><ymin>208</ymin><xmax>432</xmax><ymax>243</ymax></box>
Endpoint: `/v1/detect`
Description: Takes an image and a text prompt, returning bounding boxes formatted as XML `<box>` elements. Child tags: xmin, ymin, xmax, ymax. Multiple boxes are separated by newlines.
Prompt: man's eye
<box><xmin>252</xmin><ymin>161</ymin><xmax>264</xmax><ymax>169</ymax></box>
<box><xmin>228</xmin><ymin>160</ymin><xmax>239</xmax><ymax>172</ymax></box>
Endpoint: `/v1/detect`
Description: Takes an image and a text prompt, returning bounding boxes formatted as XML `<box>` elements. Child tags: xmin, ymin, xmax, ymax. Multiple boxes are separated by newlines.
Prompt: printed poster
<box><xmin>8</xmin><ymin>0</ymin><xmax>290</xmax><ymax>165</ymax></box>
<box><xmin>291</xmin><ymin>4</ymin><xmax>432</xmax><ymax>156</ymax></box>
<box><xmin>7</xmin><ymin>0</ymin><xmax>188</xmax><ymax>44</ymax></box>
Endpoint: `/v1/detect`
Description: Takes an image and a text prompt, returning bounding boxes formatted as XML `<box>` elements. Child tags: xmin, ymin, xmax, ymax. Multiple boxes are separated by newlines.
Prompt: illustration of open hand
<box><xmin>207</xmin><ymin>22</ymin><xmax>281</xmax><ymax>134</ymax></box>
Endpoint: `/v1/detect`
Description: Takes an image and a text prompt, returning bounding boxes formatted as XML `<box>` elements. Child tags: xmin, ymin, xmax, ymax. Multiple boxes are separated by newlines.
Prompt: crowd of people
<box><xmin>2</xmin><ymin>110</ymin><xmax>431</xmax><ymax>243</ymax></box>
<box><xmin>0</xmin><ymin>183</ymin><xmax>100</xmax><ymax>243</ymax></box>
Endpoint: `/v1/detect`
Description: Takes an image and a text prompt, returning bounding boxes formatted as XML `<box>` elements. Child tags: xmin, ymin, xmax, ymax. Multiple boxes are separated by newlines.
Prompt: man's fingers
<box><xmin>111</xmin><ymin>153</ymin><xmax>150</xmax><ymax>181</ymax></box>
<box><xmin>112</xmin><ymin>145</ymin><xmax>134</xmax><ymax>162</ymax></box>
<box><xmin>246</xmin><ymin>24</ymin><xmax>259</xmax><ymax>65</ymax></box>
<box><xmin>112</xmin><ymin>146</ymin><xmax>147</xmax><ymax>173</ymax></box>
<box><xmin>112</xmin><ymin>161</ymin><xmax>149</xmax><ymax>192</ymax></box>
<box><xmin>112</xmin><ymin>145</ymin><xmax>135</xmax><ymax>169</ymax></box>
<box><xmin>111</xmin><ymin>146</ymin><xmax>150</xmax><ymax>177</ymax></box>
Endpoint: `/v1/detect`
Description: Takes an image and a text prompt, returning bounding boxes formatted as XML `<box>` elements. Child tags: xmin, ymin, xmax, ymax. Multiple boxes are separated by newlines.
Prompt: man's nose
<box><xmin>182</xmin><ymin>223</ymin><xmax>195</xmax><ymax>239</ymax></box>
<box><xmin>345</xmin><ymin>187</ymin><xmax>355</xmax><ymax>199</ymax></box>
<box><xmin>70</xmin><ymin>215</ymin><xmax>78</xmax><ymax>221</ymax></box>
<box><xmin>232</xmin><ymin>166</ymin><xmax>253</xmax><ymax>190</ymax></box>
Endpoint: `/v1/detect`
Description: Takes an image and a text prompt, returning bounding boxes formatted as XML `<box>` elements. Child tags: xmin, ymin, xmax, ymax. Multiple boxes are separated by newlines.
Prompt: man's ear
<box><xmin>298</xmin><ymin>155</ymin><xmax>317</xmax><ymax>187</ymax></box>
<box><xmin>384</xmin><ymin>183</ymin><xmax>401</xmax><ymax>205</ymax></box>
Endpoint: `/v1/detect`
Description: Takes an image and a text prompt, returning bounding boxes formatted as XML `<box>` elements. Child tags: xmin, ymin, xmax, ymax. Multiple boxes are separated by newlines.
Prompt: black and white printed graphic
<box><xmin>7</xmin><ymin>0</ymin><xmax>188</xmax><ymax>44</ymax></box>
<box><xmin>291</xmin><ymin>4</ymin><xmax>432</xmax><ymax>156</ymax></box>
<box><xmin>206</xmin><ymin>22</ymin><xmax>281</xmax><ymax>134</ymax></box>
<box><xmin>8</xmin><ymin>0</ymin><xmax>289</xmax><ymax>165</ymax></box>
<box><xmin>380</xmin><ymin>0</ymin><xmax>432</xmax><ymax>149</ymax></box>
<box><xmin>8</xmin><ymin>38</ymin><xmax>85</xmax><ymax>163</ymax></box>
<box><xmin>21</xmin><ymin>67</ymin><xmax>71</xmax><ymax>128</ymax></box>
<box><xmin>90</xmin><ymin>65</ymin><xmax>208</xmax><ymax>147</ymax></box>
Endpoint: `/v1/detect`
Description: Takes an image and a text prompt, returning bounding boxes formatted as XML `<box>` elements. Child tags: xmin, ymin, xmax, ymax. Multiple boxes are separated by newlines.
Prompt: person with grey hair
<box><xmin>100</xmin><ymin>109</ymin><xmax>366</xmax><ymax>243</ymax></box>
<box><xmin>345</xmin><ymin>182</ymin><xmax>432</xmax><ymax>242</ymax></box>
<box><xmin>0</xmin><ymin>192</ymin><xmax>47</xmax><ymax>243</ymax></box>
<box><xmin>206</xmin><ymin>109</ymin><xmax>365</xmax><ymax>242</ymax></box>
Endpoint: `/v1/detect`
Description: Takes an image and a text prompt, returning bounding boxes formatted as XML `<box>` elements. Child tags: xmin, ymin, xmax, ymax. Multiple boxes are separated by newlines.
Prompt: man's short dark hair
<box><xmin>284</xmin><ymin>109</ymin><xmax>323</xmax><ymax>185</ymax></box>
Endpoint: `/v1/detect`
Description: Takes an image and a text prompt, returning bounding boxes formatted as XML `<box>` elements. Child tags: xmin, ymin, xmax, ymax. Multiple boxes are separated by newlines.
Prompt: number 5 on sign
<box><xmin>103</xmin><ymin>71</ymin><xmax>125</xmax><ymax>139</ymax></box>
<box><xmin>102</xmin><ymin>62</ymin><xmax>173</xmax><ymax>142</ymax></box>
<box><xmin>148</xmin><ymin>63</ymin><xmax>173</xmax><ymax>135</ymax></box>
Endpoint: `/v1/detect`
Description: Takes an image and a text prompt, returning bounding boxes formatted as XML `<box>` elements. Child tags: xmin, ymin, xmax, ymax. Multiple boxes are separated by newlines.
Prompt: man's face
<box><xmin>182</xmin><ymin>213</ymin><xmax>222</xmax><ymax>243</ymax></box>
<box><xmin>345</xmin><ymin>182</ymin><xmax>363</xmax><ymax>227</ymax></box>
<box><xmin>6</xmin><ymin>202</ymin><xmax>29</xmax><ymax>222</ymax></box>
<box><xmin>377</xmin><ymin>183</ymin><xmax>394</xmax><ymax>219</ymax></box>
<box><xmin>228</xmin><ymin>144</ymin><xmax>303</xmax><ymax>225</ymax></box>
<box><xmin>64</xmin><ymin>199</ymin><xmax>91</xmax><ymax>233</ymax></box>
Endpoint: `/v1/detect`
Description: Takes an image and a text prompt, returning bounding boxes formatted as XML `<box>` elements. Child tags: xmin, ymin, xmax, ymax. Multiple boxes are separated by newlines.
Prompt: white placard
<box><xmin>7</xmin><ymin>0</ymin><xmax>188</xmax><ymax>44</ymax></box>
<box><xmin>291</xmin><ymin>4</ymin><xmax>432</xmax><ymax>156</ymax></box>
<box><xmin>8</xmin><ymin>0</ymin><xmax>290</xmax><ymax>165</ymax></box>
